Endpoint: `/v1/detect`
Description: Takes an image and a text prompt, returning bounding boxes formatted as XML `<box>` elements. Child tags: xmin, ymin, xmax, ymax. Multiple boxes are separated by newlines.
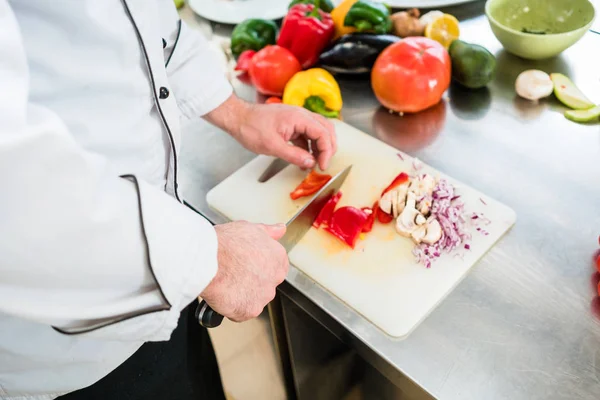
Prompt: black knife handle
<box><xmin>195</xmin><ymin>300</ymin><xmax>224</xmax><ymax>328</ymax></box>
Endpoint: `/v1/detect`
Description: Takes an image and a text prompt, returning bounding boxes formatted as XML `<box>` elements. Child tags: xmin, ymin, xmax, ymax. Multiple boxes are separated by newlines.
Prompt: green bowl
<box><xmin>485</xmin><ymin>0</ymin><xmax>596</xmax><ymax>60</ymax></box>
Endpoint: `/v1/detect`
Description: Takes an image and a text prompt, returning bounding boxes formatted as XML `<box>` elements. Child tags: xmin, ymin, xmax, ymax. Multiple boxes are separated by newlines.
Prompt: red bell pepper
<box><xmin>290</xmin><ymin>170</ymin><xmax>332</xmax><ymax>200</ymax></box>
<box><xmin>361</xmin><ymin>205</ymin><xmax>375</xmax><ymax>233</ymax></box>
<box><xmin>377</xmin><ymin>172</ymin><xmax>410</xmax><ymax>223</ymax></box>
<box><xmin>313</xmin><ymin>191</ymin><xmax>342</xmax><ymax>228</ymax></box>
<box><xmin>326</xmin><ymin>206</ymin><xmax>369</xmax><ymax>248</ymax></box>
<box><xmin>381</xmin><ymin>172</ymin><xmax>410</xmax><ymax>196</ymax></box>
<box><xmin>277</xmin><ymin>3</ymin><xmax>335</xmax><ymax>69</ymax></box>
<box><xmin>234</xmin><ymin>50</ymin><xmax>256</xmax><ymax>72</ymax></box>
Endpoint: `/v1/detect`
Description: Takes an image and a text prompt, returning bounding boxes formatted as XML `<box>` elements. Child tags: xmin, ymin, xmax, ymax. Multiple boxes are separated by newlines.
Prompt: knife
<box><xmin>196</xmin><ymin>165</ymin><xmax>353</xmax><ymax>328</ymax></box>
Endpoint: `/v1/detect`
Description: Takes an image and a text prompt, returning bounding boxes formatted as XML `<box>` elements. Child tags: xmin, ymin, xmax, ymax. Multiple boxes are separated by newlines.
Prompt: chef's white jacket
<box><xmin>0</xmin><ymin>0</ymin><xmax>233</xmax><ymax>398</ymax></box>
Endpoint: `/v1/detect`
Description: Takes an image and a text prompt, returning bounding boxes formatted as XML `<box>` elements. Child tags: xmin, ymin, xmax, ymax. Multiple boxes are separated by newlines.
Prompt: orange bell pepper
<box><xmin>331</xmin><ymin>0</ymin><xmax>358</xmax><ymax>40</ymax></box>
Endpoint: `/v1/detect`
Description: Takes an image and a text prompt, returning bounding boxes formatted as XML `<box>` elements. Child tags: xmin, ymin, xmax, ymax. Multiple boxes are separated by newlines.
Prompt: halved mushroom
<box><xmin>422</xmin><ymin>218</ymin><xmax>443</xmax><ymax>245</ymax></box>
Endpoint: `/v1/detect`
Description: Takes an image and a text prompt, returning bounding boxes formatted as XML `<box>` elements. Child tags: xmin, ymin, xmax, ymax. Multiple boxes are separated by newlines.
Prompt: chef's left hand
<box><xmin>204</xmin><ymin>95</ymin><xmax>337</xmax><ymax>170</ymax></box>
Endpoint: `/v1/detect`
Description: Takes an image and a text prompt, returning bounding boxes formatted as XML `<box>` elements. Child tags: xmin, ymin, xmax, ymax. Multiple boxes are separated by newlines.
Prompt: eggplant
<box><xmin>317</xmin><ymin>33</ymin><xmax>400</xmax><ymax>75</ymax></box>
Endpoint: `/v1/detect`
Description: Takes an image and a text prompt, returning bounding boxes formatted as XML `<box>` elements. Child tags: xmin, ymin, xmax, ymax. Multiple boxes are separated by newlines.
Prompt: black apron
<box><xmin>58</xmin><ymin>300</ymin><xmax>226</xmax><ymax>400</ymax></box>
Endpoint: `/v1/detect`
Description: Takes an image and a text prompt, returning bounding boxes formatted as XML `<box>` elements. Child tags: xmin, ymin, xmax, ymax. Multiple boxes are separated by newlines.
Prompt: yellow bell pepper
<box><xmin>283</xmin><ymin>68</ymin><xmax>343</xmax><ymax>118</ymax></box>
<box><xmin>331</xmin><ymin>0</ymin><xmax>358</xmax><ymax>40</ymax></box>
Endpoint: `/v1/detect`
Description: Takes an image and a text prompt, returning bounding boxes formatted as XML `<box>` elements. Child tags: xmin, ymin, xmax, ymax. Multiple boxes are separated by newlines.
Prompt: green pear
<box><xmin>550</xmin><ymin>73</ymin><xmax>595</xmax><ymax>110</ymax></box>
<box><xmin>565</xmin><ymin>105</ymin><xmax>600</xmax><ymax>123</ymax></box>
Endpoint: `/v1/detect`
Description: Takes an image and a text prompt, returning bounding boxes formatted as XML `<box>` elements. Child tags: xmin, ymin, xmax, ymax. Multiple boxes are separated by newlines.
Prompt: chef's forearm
<box><xmin>202</xmin><ymin>93</ymin><xmax>253</xmax><ymax>139</ymax></box>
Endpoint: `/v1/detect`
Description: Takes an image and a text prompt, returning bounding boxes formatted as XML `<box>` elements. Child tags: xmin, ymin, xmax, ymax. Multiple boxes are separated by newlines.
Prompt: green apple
<box><xmin>550</xmin><ymin>73</ymin><xmax>595</xmax><ymax>110</ymax></box>
<box><xmin>565</xmin><ymin>105</ymin><xmax>600</xmax><ymax>123</ymax></box>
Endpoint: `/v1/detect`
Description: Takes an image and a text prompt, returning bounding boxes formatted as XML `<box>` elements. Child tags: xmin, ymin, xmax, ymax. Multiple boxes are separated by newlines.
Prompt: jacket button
<box><xmin>162</xmin><ymin>38</ymin><xmax>167</xmax><ymax>48</ymax></box>
<box><xmin>159</xmin><ymin>87</ymin><xmax>170</xmax><ymax>99</ymax></box>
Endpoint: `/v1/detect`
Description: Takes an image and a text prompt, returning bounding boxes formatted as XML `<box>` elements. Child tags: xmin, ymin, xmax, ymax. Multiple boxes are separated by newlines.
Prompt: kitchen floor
<box><xmin>209</xmin><ymin>313</ymin><xmax>287</xmax><ymax>400</ymax></box>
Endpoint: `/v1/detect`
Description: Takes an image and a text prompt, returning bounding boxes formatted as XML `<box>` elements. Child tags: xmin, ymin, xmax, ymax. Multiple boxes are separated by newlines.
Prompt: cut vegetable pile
<box><xmin>291</xmin><ymin>165</ymin><xmax>488</xmax><ymax>267</ymax></box>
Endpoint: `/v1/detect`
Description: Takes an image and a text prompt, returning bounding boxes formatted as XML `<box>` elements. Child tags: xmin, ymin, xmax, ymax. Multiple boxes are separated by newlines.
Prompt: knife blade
<box><xmin>196</xmin><ymin>165</ymin><xmax>352</xmax><ymax>328</ymax></box>
<box><xmin>257</xmin><ymin>158</ymin><xmax>289</xmax><ymax>183</ymax></box>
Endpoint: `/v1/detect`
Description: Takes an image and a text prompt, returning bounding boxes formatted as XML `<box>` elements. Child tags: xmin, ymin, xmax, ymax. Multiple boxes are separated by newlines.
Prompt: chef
<box><xmin>0</xmin><ymin>1</ymin><xmax>336</xmax><ymax>399</ymax></box>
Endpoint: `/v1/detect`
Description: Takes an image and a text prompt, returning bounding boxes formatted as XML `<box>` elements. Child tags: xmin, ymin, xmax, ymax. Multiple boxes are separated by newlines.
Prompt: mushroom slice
<box><xmin>379</xmin><ymin>190</ymin><xmax>395</xmax><ymax>214</ymax></box>
<box><xmin>395</xmin><ymin>192</ymin><xmax>419</xmax><ymax>237</ymax></box>
<box><xmin>417</xmin><ymin>196</ymin><xmax>432</xmax><ymax>216</ymax></box>
<box><xmin>410</xmin><ymin>174</ymin><xmax>436</xmax><ymax>199</ymax></box>
<box><xmin>422</xmin><ymin>218</ymin><xmax>443</xmax><ymax>245</ymax></box>
<box><xmin>395</xmin><ymin>182</ymin><xmax>410</xmax><ymax>215</ymax></box>
<box><xmin>415</xmin><ymin>214</ymin><xmax>427</xmax><ymax>226</ymax></box>
<box><xmin>411</xmin><ymin>225</ymin><xmax>427</xmax><ymax>244</ymax></box>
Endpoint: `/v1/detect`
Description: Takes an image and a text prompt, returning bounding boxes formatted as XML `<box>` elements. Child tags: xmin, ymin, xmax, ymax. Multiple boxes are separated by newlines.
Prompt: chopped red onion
<box><xmin>480</xmin><ymin>198</ymin><xmax>488</xmax><ymax>205</ymax></box>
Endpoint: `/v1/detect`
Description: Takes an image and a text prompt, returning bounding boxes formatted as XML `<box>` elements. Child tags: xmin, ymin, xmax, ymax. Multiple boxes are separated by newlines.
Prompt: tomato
<box><xmin>596</xmin><ymin>253</ymin><xmax>600</xmax><ymax>274</ymax></box>
<box><xmin>371</xmin><ymin>37</ymin><xmax>451</xmax><ymax>114</ymax></box>
<box><xmin>249</xmin><ymin>45</ymin><xmax>302</xmax><ymax>97</ymax></box>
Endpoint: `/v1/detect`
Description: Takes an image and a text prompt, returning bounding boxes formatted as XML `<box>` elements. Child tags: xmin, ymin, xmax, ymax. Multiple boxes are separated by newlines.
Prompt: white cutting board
<box><xmin>207</xmin><ymin>120</ymin><xmax>516</xmax><ymax>338</ymax></box>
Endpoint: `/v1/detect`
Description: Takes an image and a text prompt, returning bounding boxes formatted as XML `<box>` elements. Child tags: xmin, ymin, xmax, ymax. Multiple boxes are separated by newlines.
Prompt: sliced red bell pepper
<box><xmin>313</xmin><ymin>191</ymin><xmax>342</xmax><ymax>228</ymax></box>
<box><xmin>381</xmin><ymin>172</ymin><xmax>410</xmax><ymax>196</ymax></box>
<box><xmin>326</xmin><ymin>206</ymin><xmax>369</xmax><ymax>248</ymax></box>
<box><xmin>277</xmin><ymin>3</ymin><xmax>335</xmax><ymax>69</ymax></box>
<box><xmin>290</xmin><ymin>170</ymin><xmax>332</xmax><ymax>200</ymax></box>
<box><xmin>361</xmin><ymin>205</ymin><xmax>375</xmax><ymax>233</ymax></box>
<box><xmin>234</xmin><ymin>50</ymin><xmax>256</xmax><ymax>72</ymax></box>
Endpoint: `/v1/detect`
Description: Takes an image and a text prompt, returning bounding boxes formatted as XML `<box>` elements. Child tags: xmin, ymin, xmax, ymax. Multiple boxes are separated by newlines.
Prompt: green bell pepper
<box><xmin>230</xmin><ymin>19</ymin><xmax>278</xmax><ymax>58</ymax></box>
<box><xmin>343</xmin><ymin>0</ymin><xmax>392</xmax><ymax>34</ymax></box>
<box><xmin>288</xmin><ymin>0</ymin><xmax>334</xmax><ymax>13</ymax></box>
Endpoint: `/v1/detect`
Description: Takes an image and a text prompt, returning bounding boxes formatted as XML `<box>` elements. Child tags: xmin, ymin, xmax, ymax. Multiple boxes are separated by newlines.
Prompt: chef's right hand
<box><xmin>199</xmin><ymin>221</ymin><xmax>289</xmax><ymax>322</ymax></box>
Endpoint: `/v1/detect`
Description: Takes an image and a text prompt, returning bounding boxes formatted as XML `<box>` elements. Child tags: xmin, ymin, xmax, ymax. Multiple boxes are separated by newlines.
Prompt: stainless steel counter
<box><xmin>179</xmin><ymin>4</ymin><xmax>600</xmax><ymax>399</ymax></box>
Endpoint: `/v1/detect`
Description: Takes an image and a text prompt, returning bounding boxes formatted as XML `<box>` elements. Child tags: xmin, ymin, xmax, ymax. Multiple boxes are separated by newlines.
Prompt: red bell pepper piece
<box><xmin>266</xmin><ymin>96</ymin><xmax>282</xmax><ymax>104</ymax></box>
<box><xmin>381</xmin><ymin>172</ymin><xmax>410</xmax><ymax>196</ymax></box>
<box><xmin>361</xmin><ymin>205</ymin><xmax>375</xmax><ymax>233</ymax></box>
<box><xmin>290</xmin><ymin>170</ymin><xmax>332</xmax><ymax>200</ymax></box>
<box><xmin>326</xmin><ymin>207</ymin><xmax>369</xmax><ymax>249</ymax></box>
<box><xmin>234</xmin><ymin>50</ymin><xmax>256</xmax><ymax>72</ymax></box>
<box><xmin>313</xmin><ymin>191</ymin><xmax>342</xmax><ymax>228</ymax></box>
<box><xmin>277</xmin><ymin>3</ymin><xmax>335</xmax><ymax>69</ymax></box>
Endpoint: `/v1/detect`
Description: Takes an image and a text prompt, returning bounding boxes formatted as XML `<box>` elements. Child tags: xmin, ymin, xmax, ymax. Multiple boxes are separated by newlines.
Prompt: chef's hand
<box><xmin>200</xmin><ymin>221</ymin><xmax>289</xmax><ymax>322</ymax></box>
<box><xmin>204</xmin><ymin>94</ymin><xmax>337</xmax><ymax>170</ymax></box>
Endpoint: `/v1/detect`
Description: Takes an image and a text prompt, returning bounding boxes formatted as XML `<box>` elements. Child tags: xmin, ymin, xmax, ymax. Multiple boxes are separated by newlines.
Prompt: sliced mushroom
<box><xmin>395</xmin><ymin>192</ymin><xmax>419</xmax><ymax>237</ymax></box>
<box><xmin>379</xmin><ymin>190</ymin><xmax>394</xmax><ymax>214</ymax></box>
<box><xmin>409</xmin><ymin>174</ymin><xmax>436</xmax><ymax>199</ymax></box>
<box><xmin>415</xmin><ymin>214</ymin><xmax>427</xmax><ymax>225</ymax></box>
<box><xmin>417</xmin><ymin>197</ymin><xmax>432</xmax><ymax>216</ymax></box>
<box><xmin>390</xmin><ymin>189</ymin><xmax>401</xmax><ymax>218</ymax></box>
<box><xmin>422</xmin><ymin>218</ymin><xmax>443</xmax><ymax>245</ymax></box>
<box><xmin>411</xmin><ymin>225</ymin><xmax>427</xmax><ymax>244</ymax></box>
<box><xmin>395</xmin><ymin>182</ymin><xmax>410</xmax><ymax>215</ymax></box>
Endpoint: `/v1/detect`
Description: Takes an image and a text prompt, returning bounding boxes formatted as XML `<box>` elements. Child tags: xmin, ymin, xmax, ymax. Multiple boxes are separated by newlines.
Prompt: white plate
<box><xmin>188</xmin><ymin>0</ymin><xmax>289</xmax><ymax>24</ymax></box>
<box><xmin>381</xmin><ymin>0</ymin><xmax>479</xmax><ymax>7</ymax></box>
